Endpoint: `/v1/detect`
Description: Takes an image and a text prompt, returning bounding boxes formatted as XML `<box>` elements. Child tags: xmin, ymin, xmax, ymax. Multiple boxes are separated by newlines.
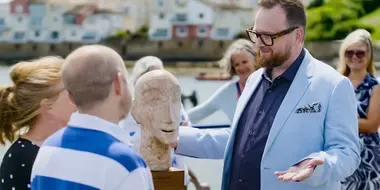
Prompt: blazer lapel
<box><xmin>222</xmin><ymin>69</ymin><xmax>263</xmax><ymax>189</ymax></box>
<box><xmin>262</xmin><ymin>51</ymin><xmax>315</xmax><ymax>158</ymax></box>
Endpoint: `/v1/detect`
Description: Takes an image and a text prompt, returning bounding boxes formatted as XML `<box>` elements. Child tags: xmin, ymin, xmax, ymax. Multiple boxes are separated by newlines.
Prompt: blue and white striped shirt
<box><xmin>31</xmin><ymin>112</ymin><xmax>154</xmax><ymax>190</ymax></box>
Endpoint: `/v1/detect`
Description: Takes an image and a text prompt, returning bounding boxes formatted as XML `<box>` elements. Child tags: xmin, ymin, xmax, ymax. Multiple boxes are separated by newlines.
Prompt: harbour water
<box><xmin>0</xmin><ymin>64</ymin><xmax>379</xmax><ymax>190</ymax></box>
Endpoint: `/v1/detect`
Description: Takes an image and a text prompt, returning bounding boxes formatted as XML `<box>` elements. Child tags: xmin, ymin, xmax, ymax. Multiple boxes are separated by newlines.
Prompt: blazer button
<box><xmin>238</xmin><ymin>179</ymin><xmax>243</xmax><ymax>183</ymax></box>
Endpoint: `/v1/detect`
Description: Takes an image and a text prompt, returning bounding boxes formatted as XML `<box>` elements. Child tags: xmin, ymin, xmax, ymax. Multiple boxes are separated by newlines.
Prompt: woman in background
<box><xmin>120</xmin><ymin>56</ymin><xmax>209</xmax><ymax>190</ymax></box>
<box><xmin>0</xmin><ymin>57</ymin><xmax>76</xmax><ymax>190</ymax></box>
<box><xmin>338</xmin><ymin>29</ymin><xmax>380</xmax><ymax>190</ymax></box>
<box><xmin>187</xmin><ymin>39</ymin><xmax>257</xmax><ymax>123</ymax></box>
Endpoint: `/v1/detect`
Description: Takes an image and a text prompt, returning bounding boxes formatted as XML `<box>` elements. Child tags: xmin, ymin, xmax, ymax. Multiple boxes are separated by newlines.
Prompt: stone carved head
<box><xmin>131</xmin><ymin>70</ymin><xmax>181</xmax><ymax>145</ymax></box>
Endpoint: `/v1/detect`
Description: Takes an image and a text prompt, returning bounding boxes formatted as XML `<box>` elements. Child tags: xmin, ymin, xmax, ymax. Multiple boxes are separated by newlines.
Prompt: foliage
<box><xmin>305</xmin><ymin>0</ymin><xmax>373</xmax><ymax>41</ymax></box>
<box><xmin>359</xmin><ymin>8</ymin><xmax>380</xmax><ymax>40</ymax></box>
<box><xmin>307</xmin><ymin>0</ymin><xmax>324</xmax><ymax>9</ymax></box>
<box><xmin>129</xmin><ymin>25</ymin><xmax>149</xmax><ymax>40</ymax></box>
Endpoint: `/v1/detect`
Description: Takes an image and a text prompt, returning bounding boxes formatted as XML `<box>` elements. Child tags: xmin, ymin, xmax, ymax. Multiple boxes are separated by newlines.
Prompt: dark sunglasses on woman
<box><xmin>345</xmin><ymin>50</ymin><xmax>366</xmax><ymax>59</ymax></box>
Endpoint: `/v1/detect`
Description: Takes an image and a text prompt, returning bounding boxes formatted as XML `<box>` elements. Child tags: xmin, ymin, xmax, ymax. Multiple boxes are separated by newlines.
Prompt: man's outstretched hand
<box><xmin>274</xmin><ymin>158</ymin><xmax>324</xmax><ymax>182</ymax></box>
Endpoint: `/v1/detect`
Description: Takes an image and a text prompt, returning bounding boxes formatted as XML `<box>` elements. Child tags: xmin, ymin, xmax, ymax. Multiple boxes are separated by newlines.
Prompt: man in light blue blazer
<box><xmin>175</xmin><ymin>0</ymin><xmax>360</xmax><ymax>189</ymax></box>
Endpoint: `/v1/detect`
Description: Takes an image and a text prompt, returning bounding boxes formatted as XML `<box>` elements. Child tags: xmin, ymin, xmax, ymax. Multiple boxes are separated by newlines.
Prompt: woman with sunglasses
<box><xmin>0</xmin><ymin>57</ymin><xmax>77</xmax><ymax>190</ymax></box>
<box><xmin>338</xmin><ymin>29</ymin><xmax>380</xmax><ymax>190</ymax></box>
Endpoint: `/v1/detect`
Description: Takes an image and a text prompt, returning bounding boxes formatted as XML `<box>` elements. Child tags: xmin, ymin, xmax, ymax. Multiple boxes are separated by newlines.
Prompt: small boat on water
<box><xmin>196</xmin><ymin>72</ymin><xmax>232</xmax><ymax>81</ymax></box>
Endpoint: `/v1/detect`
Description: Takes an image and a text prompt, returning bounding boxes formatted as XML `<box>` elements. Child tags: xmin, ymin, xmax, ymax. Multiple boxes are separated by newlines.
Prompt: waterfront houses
<box><xmin>0</xmin><ymin>0</ymin><xmax>11</xmax><ymax>42</ymax></box>
<box><xmin>149</xmin><ymin>0</ymin><xmax>253</xmax><ymax>41</ymax></box>
<box><xmin>0</xmin><ymin>0</ymin><xmax>131</xmax><ymax>43</ymax></box>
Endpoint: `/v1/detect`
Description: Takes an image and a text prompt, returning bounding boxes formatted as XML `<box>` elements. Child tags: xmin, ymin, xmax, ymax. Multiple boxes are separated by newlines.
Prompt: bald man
<box><xmin>30</xmin><ymin>45</ymin><xmax>154</xmax><ymax>190</ymax></box>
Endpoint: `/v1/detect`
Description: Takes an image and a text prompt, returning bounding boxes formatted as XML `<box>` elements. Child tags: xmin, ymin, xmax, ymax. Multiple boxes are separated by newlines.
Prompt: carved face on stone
<box><xmin>132</xmin><ymin>70</ymin><xmax>181</xmax><ymax>145</ymax></box>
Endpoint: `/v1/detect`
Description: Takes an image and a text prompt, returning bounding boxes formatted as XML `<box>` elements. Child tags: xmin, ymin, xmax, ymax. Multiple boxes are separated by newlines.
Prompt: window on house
<box><xmin>159</xmin><ymin>13</ymin><xmax>165</xmax><ymax>19</ymax></box>
<box><xmin>71</xmin><ymin>31</ymin><xmax>76</xmax><ymax>36</ymax></box>
<box><xmin>18</xmin><ymin>17</ymin><xmax>22</xmax><ymax>22</ymax></box>
<box><xmin>175</xmin><ymin>14</ymin><xmax>187</xmax><ymax>22</ymax></box>
<box><xmin>51</xmin><ymin>31</ymin><xmax>59</xmax><ymax>39</ymax></box>
<box><xmin>15</xmin><ymin>5</ymin><xmax>23</xmax><ymax>13</ymax></box>
<box><xmin>199</xmin><ymin>13</ymin><xmax>204</xmax><ymax>19</ymax></box>
<box><xmin>14</xmin><ymin>32</ymin><xmax>25</xmax><ymax>40</ymax></box>
<box><xmin>54</xmin><ymin>17</ymin><xmax>59</xmax><ymax>22</ymax></box>
<box><xmin>83</xmin><ymin>32</ymin><xmax>96</xmax><ymax>40</ymax></box>
<box><xmin>157</xmin><ymin>0</ymin><xmax>164</xmax><ymax>7</ymax></box>
<box><xmin>216</xmin><ymin>28</ymin><xmax>229</xmax><ymax>37</ymax></box>
<box><xmin>35</xmin><ymin>31</ymin><xmax>40</xmax><ymax>37</ymax></box>
<box><xmin>197</xmin><ymin>26</ymin><xmax>208</xmax><ymax>37</ymax></box>
<box><xmin>0</xmin><ymin>18</ymin><xmax>4</xmax><ymax>26</ymax></box>
<box><xmin>152</xmin><ymin>29</ymin><xmax>168</xmax><ymax>38</ymax></box>
<box><xmin>176</xmin><ymin>26</ymin><xmax>188</xmax><ymax>37</ymax></box>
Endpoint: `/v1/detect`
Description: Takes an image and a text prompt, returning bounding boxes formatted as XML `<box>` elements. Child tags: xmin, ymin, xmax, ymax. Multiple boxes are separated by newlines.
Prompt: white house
<box><xmin>44</xmin><ymin>3</ymin><xmax>68</xmax><ymax>43</ymax></box>
<box><xmin>210</xmin><ymin>7</ymin><xmax>253</xmax><ymax>40</ymax></box>
<box><xmin>0</xmin><ymin>0</ymin><xmax>11</xmax><ymax>42</ymax></box>
<box><xmin>101</xmin><ymin>2</ymin><xmax>145</xmax><ymax>33</ymax></box>
<box><xmin>171</xmin><ymin>0</ymin><xmax>213</xmax><ymax>39</ymax></box>
<box><xmin>149</xmin><ymin>0</ymin><xmax>214</xmax><ymax>40</ymax></box>
<box><xmin>82</xmin><ymin>9</ymin><xmax>125</xmax><ymax>42</ymax></box>
<box><xmin>8</xmin><ymin>0</ymin><xmax>29</xmax><ymax>43</ymax></box>
<box><xmin>148</xmin><ymin>0</ymin><xmax>176</xmax><ymax>40</ymax></box>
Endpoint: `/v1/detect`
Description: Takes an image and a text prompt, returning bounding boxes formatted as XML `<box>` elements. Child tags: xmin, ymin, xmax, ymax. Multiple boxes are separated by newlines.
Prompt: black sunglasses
<box><xmin>246</xmin><ymin>26</ymin><xmax>299</xmax><ymax>46</ymax></box>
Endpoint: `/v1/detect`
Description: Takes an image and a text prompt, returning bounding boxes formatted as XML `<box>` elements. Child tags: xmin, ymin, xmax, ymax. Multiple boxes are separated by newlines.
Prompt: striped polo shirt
<box><xmin>31</xmin><ymin>112</ymin><xmax>154</xmax><ymax>190</ymax></box>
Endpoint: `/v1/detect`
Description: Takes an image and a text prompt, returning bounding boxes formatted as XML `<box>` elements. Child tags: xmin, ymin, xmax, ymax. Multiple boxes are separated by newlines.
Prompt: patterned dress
<box><xmin>341</xmin><ymin>73</ymin><xmax>380</xmax><ymax>190</ymax></box>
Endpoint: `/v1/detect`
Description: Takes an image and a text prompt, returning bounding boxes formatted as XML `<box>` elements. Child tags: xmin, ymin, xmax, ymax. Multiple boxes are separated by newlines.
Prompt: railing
<box><xmin>192</xmin><ymin>124</ymin><xmax>230</xmax><ymax>129</ymax></box>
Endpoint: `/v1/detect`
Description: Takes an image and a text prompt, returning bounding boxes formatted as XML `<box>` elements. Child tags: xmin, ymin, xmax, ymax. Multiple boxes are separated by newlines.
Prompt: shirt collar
<box><xmin>262</xmin><ymin>48</ymin><xmax>306</xmax><ymax>81</ymax></box>
<box><xmin>68</xmin><ymin>112</ymin><xmax>130</xmax><ymax>144</ymax></box>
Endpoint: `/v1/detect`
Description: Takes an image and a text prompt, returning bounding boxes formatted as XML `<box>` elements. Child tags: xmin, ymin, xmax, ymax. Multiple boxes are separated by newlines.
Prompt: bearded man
<box><xmin>174</xmin><ymin>0</ymin><xmax>360</xmax><ymax>190</ymax></box>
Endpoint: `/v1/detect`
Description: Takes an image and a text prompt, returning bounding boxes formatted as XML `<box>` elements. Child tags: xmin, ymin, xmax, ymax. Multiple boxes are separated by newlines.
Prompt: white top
<box><xmin>187</xmin><ymin>79</ymin><xmax>239</xmax><ymax>123</ymax></box>
<box><xmin>31</xmin><ymin>112</ymin><xmax>154</xmax><ymax>190</ymax></box>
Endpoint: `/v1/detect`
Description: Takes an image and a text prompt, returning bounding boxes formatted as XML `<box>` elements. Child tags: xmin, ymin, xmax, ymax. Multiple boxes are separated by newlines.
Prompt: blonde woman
<box><xmin>0</xmin><ymin>57</ymin><xmax>76</xmax><ymax>190</ymax></box>
<box><xmin>338</xmin><ymin>29</ymin><xmax>380</xmax><ymax>190</ymax></box>
<box><xmin>187</xmin><ymin>39</ymin><xmax>257</xmax><ymax>123</ymax></box>
<box><xmin>120</xmin><ymin>56</ymin><xmax>209</xmax><ymax>189</ymax></box>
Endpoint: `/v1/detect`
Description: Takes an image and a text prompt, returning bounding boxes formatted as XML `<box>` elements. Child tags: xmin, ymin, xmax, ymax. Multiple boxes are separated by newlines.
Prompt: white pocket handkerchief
<box><xmin>295</xmin><ymin>101</ymin><xmax>321</xmax><ymax>114</ymax></box>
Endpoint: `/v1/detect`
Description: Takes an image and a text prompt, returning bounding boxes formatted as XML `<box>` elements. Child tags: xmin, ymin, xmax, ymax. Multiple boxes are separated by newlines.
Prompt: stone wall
<box><xmin>0</xmin><ymin>39</ymin><xmax>379</xmax><ymax>64</ymax></box>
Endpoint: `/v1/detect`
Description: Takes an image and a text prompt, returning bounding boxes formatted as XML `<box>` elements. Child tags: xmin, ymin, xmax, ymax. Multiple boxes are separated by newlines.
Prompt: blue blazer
<box><xmin>176</xmin><ymin>50</ymin><xmax>360</xmax><ymax>190</ymax></box>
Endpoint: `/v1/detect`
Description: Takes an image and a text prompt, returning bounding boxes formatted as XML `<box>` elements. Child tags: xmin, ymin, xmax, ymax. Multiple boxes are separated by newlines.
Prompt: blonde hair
<box><xmin>0</xmin><ymin>56</ymin><xmax>64</xmax><ymax>144</ymax></box>
<box><xmin>219</xmin><ymin>39</ymin><xmax>256</xmax><ymax>76</ymax></box>
<box><xmin>337</xmin><ymin>29</ymin><xmax>375</xmax><ymax>76</ymax></box>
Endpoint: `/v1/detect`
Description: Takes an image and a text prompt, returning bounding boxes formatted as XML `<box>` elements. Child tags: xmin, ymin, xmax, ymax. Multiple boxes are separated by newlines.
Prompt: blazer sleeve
<box><xmin>175</xmin><ymin>127</ymin><xmax>231</xmax><ymax>159</ymax></box>
<box><xmin>187</xmin><ymin>82</ymin><xmax>233</xmax><ymax>123</ymax></box>
<box><xmin>300</xmin><ymin>77</ymin><xmax>360</xmax><ymax>186</ymax></box>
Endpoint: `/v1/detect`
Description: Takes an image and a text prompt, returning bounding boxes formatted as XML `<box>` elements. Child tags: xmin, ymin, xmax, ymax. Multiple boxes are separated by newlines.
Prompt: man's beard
<box><xmin>255</xmin><ymin>45</ymin><xmax>291</xmax><ymax>69</ymax></box>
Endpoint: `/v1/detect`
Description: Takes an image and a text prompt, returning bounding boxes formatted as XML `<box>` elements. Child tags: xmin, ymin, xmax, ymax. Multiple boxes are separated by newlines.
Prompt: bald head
<box><xmin>134</xmin><ymin>70</ymin><xmax>180</xmax><ymax>98</ymax></box>
<box><xmin>62</xmin><ymin>45</ymin><xmax>127</xmax><ymax>110</ymax></box>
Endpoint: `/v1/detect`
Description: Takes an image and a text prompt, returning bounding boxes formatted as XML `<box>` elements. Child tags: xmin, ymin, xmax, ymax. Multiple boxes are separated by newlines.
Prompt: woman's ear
<box><xmin>131</xmin><ymin>100</ymin><xmax>141</xmax><ymax>124</ymax></box>
<box><xmin>40</xmin><ymin>99</ymin><xmax>52</xmax><ymax>112</ymax></box>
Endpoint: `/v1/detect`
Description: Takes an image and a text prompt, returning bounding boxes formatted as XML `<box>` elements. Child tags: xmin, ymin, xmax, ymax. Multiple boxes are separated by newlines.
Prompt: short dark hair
<box><xmin>258</xmin><ymin>0</ymin><xmax>306</xmax><ymax>29</ymax></box>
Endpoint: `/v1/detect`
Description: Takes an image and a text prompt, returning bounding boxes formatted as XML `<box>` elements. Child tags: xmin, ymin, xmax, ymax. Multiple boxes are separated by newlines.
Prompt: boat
<box><xmin>195</xmin><ymin>72</ymin><xmax>232</xmax><ymax>81</ymax></box>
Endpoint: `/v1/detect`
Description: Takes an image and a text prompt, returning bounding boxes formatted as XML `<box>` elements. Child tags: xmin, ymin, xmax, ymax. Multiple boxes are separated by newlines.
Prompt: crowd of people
<box><xmin>0</xmin><ymin>0</ymin><xmax>379</xmax><ymax>190</ymax></box>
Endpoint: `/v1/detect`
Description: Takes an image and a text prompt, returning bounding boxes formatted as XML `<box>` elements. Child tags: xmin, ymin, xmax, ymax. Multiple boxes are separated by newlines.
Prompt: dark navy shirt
<box><xmin>228</xmin><ymin>49</ymin><xmax>306</xmax><ymax>190</ymax></box>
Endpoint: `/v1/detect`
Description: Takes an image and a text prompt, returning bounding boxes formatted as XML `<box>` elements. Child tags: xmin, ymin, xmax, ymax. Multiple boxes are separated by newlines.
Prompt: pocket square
<box><xmin>296</xmin><ymin>101</ymin><xmax>321</xmax><ymax>113</ymax></box>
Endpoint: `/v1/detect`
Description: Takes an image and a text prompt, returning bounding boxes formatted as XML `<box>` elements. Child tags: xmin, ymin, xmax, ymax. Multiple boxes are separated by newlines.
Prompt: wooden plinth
<box><xmin>152</xmin><ymin>167</ymin><xmax>186</xmax><ymax>190</ymax></box>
